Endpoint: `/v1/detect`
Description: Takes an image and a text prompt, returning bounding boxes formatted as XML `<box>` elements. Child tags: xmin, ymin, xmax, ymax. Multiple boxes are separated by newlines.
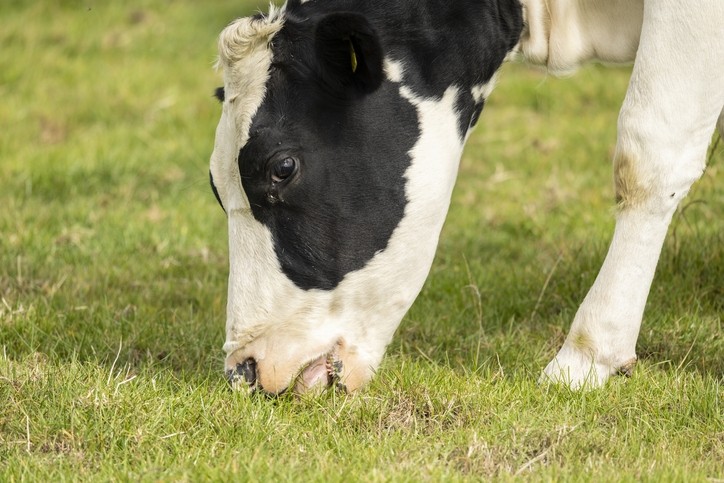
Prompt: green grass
<box><xmin>1</xmin><ymin>1</ymin><xmax>721</xmax><ymax>480</ymax></box>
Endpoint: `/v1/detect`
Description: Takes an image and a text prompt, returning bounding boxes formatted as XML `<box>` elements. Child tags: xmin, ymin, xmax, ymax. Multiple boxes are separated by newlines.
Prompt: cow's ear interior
<box><xmin>314</xmin><ymin>12</ymin><xmax>384</xmax><ymax>96</ymax></box>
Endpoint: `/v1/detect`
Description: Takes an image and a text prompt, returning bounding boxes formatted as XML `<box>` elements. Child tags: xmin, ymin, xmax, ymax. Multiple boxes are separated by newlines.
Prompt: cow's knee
<box><xmin>613</xmin><ymin>110</ymin><xmax>707</xmax><ymax>214</ymax></box>
<box><xmin>542</xmin><ymin>107</ymin><xmax>712</xmax><ymax>390</ymax></box>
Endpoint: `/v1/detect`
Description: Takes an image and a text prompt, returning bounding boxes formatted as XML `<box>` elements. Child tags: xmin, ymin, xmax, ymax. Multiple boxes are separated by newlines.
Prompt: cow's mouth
<box><xmin>226</xmin><ymin>347</ymin><xmax>345</xmax><ymax>395</ymax></box>
<box><xmin>295</xmin><ymin>351</ymin><xmax>346</xmax><ymax>394</ymax></box>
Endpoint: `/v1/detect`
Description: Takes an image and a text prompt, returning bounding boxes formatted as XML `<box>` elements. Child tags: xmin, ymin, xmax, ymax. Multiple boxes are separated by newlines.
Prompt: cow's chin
<box><xmin>225</xmin><ymin>337</ymin><xmax>376</xmax><ymax>396</ymax></box>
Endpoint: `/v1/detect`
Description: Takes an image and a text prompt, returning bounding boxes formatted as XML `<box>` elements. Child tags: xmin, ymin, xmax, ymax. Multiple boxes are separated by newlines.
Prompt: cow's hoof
<box><xmin>539</xmin><ymin>345</ymin><xmax>637</xmax><ymax>390</ymax></box>
<box><xmin>616</xmin><ymin>357</ymin><xmax>638</xmax><ymax>377</ymax></box>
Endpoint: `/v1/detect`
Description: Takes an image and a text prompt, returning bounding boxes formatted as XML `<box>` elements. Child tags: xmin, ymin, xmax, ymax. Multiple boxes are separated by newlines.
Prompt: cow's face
<box><xmin>209</xmin><ymin>3</ymin><xmax>503</xmax><ymax>394</ymax></box>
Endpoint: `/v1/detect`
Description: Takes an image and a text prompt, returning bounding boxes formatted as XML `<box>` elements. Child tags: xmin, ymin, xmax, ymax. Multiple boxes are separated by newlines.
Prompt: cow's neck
<box><xmin>517</xmin><ymin>0</ymin><xmax>643</xmax><ymax>73</ymax></box>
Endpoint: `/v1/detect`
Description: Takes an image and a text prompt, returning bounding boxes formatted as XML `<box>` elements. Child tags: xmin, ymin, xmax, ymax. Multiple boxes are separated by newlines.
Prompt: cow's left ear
<box><xmin>314</xmin><ymin>12</ymin><xmax>384</xmax><ymax>96</ymax></box>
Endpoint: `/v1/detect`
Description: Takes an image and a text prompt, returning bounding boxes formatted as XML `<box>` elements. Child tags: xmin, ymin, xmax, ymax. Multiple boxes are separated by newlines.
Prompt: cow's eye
<box><xmin>271</xmin><ymin>157</ymin><xmax>297</xmax><ymax>183</ymax></box>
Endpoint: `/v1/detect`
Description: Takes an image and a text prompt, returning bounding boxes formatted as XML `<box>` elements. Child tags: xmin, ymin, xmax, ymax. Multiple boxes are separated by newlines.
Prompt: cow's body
<box><xmin>209</xmin><ymin>0</ymin><xmax>724</xmax><ymax>394</ymax></box>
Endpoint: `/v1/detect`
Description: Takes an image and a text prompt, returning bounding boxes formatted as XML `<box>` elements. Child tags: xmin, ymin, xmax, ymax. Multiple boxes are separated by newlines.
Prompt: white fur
<box><xmin>384</xmin><ymin>58</ymin><xmax>405</xmax><ymax>83</ymax></box>
<box><xmin>471</xmin><ymin>76</ymin><xmax>497</xmax><ymax>104</ymax></box>
<box><xmin>518</xmin><ymin>0</ymin><xmax>724</xmax><ymax>388</ymax></box>
<box><xmin>519</xmin><ymin>0</ymin><xmax>643</xmax><ymax>74</ymax></box>
<box><xmin>211</xmin><ymin>11</ymin><xmax>284</xmax><ymax>214</ymax></box>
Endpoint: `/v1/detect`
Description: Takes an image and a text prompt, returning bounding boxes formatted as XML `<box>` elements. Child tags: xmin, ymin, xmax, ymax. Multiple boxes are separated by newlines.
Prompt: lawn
<box><xmin>1</xmin><ymin>1</ymin><xmax>721</xmax><ymax>480</ymax></box>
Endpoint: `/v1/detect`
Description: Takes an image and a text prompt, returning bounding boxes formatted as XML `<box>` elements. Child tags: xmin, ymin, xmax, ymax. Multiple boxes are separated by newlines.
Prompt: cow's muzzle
<box><xmin>225</xmin><ymin>349</ymin><xmax>346</xmax><ymax>395</ymax></box>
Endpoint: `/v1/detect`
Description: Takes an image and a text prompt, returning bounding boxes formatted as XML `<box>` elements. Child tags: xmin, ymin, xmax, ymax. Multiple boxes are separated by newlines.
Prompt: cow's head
<box><xmin>209</xmin><ymin>1</ymin><xmax>522</xmax><ymax>394</ymax></box>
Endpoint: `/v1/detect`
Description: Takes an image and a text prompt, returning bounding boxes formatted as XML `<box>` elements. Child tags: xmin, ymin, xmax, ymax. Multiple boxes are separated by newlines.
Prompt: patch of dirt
<box><xmin>39</xmin><ymin>117</ymin><xmax>68</xmax><ymax>145</ymax></box>
<box><xmin>447</xmin><ymin>434</ymin><xmax>513</xmax><ymax>477</ymax></box>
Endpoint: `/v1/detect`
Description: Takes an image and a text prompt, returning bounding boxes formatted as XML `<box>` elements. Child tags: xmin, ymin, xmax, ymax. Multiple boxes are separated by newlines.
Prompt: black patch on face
<box><xmin>230</xmin><ymin>0</ymin><xmax>523</xmax><ymax>291</ymax></box>
<box><xmin>239</xmin><ymin>33</ymin><xmax>418</xmax><ymax>289</ymax></box>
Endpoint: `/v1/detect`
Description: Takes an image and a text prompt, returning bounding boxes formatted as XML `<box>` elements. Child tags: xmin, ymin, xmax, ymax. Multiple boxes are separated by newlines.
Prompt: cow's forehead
<box><xmin>216</xmin><ymin>7</ymin><xmax>286</xmax><ymax>148</ymax></box>
<box><xmin>217</xmin><ymin>7</ymin><xmax>284</xmax><ymax>68</ymax></box>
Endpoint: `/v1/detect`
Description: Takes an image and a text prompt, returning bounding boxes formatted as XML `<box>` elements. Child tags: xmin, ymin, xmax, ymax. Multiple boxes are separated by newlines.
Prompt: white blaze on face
<box><xmin>209</xmin><ymin>8</ymin><xmax>348</xmax><ymax>392</ymax></box>
<box><xmin>211</xmin><ymin>8</ymin><xmax>284</xmax><ymax>213</ymax></box>
<box><xmin>210</xmin><ymin>8</ymin><xmax>312</xmax><ymax>366</ymax></box>
<box><xmin>211</xmin><ymin>12</ymin><xmax>468</xmax><ymax>392</ymax></box>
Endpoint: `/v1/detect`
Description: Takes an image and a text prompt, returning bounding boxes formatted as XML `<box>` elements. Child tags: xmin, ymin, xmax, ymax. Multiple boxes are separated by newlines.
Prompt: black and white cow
<box><xmin>209</xmin><ymin>0</ymin><xmax>724</xmax><ymax>394</ymax></box>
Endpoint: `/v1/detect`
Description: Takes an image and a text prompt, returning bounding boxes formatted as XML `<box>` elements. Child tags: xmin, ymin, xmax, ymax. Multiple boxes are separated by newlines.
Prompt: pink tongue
<box><xmin>296</xmin><ymin>355</ymin><xmax>330</xmax><ymax>393</ymax></box>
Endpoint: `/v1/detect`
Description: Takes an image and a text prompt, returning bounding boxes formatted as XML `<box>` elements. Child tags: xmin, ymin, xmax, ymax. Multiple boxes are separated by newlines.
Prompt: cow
<box><xmin>209</xmin><ymin>0</ymin><xmax>724</xmax><ymax>395</ymax></box>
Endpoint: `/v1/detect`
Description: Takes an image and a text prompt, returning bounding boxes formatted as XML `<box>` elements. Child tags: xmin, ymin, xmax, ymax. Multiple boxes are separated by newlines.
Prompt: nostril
<box><xmin>237</xmin><ymin>358</ymin><xmax>257</xmax><ymax>385</ymax></box>
<box><xmin>226</xmin><ymin>358</ymin><xmax>257</xmax><ymax>391</ymax></box>
<box><xmin>236</xmin><ymin>358</ymin><xmax>256</xmax><ymax>385</ymax></box>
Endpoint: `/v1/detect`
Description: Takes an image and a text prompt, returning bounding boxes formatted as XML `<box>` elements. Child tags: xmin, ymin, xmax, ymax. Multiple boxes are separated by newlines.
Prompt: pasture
<box><xmin>1</xmin><ymin>1</ymin><xmax>721</xmax><ymax>480</ymax></box>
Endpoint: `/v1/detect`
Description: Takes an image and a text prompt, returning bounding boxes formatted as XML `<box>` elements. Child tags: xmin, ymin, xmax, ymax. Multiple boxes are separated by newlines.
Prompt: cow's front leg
<box><xmin>541</xmin><ymin>207</ymin><xmax>673</xmax><ymax>388</ymax></box>
<box><xmin>541</xmin><ymin>0</ymin><xmax>724</xmax><ymax>389</ymax></box>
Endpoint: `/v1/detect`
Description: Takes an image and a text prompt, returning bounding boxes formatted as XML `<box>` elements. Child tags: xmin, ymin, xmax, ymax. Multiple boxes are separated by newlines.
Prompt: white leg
<box><xmin>542</xmin><ymin>0</ymin><xmax>724</xmax><ymax>388</ymax></box>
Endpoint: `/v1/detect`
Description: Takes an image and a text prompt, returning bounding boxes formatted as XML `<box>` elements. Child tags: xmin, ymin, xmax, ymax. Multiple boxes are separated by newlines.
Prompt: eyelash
<box><xmin>213</xmin><ymin>87</ymin><xmax>225</xmax><ymax>103</ymax></box>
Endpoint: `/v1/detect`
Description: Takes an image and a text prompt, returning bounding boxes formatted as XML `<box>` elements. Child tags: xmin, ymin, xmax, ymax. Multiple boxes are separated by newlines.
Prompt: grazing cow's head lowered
<box><xmin>209</xmin><ymin>0</ymin><xmax>522</xmax><ymax>394</ymax></box>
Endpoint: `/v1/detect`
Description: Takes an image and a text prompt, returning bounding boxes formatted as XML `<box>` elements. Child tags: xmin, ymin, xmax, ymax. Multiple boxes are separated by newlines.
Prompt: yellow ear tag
<box><xmin>349</xmin><ymin>40</ymin><xmax>358</xmax><ymax>73</ymax></box>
